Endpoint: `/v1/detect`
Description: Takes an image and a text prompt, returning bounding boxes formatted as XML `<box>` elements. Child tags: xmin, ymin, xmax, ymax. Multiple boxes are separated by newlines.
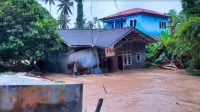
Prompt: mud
<box><xmin>48</xmin><ymin>69</ymin><xmax>200</xmax><ymax>112</ymax></box>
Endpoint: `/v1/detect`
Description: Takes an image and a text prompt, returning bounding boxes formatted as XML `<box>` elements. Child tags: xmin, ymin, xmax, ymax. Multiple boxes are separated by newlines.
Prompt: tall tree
<box><xmin>58</xmin><ymin>14</ymin><xmax>71</xmax><ymax>29</ymax></box>
<box><xmin>57</xmin><ymin>0</ymin><xmax>73</xmax><ymax>29</ymax></box>
<box><xmin>175</xmin><ymin>17</ymin><xmax>200</xmax><ymax>75</ymax></box>
<box><xmin>182</xmin><ymin>0</ymin><xmax>200</xmax><ymax>18</ymax></box>
<box><xmin>0</xmin><ymin>0</ymin><xmax>63</xmax><ymax>66</ymax></box>
<box><xmin>75</xmin><ymin>0</ymin><xmax>84</xmax><ymax>29</ymax></box>
<box><xmin>43</xmin><ymin>0</ymin><xmax>55</xmax><ymax>14</ymax></box>
<box><xmin>167</xmin><ymin>9</ymin><xmax>185</xmax><ymax>26</ymax></box>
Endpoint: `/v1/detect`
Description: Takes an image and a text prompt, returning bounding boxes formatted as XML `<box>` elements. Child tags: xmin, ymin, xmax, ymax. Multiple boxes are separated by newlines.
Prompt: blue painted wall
<box><xmin>102</xmin><ymin>13</ymin><xmax>169</xmax><ymax>37</ymax></box>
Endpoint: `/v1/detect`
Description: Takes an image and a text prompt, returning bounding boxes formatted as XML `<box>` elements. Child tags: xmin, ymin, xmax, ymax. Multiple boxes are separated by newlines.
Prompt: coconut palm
<box><xmin>57</xmin><ymin>0</ymin><xmax>73</xmax><ymax>16</ymax></box>
<box><xmin>43</xmin><ymin>0</ymin><xmax>55</xmax><ymax>14</ymax></box>
<box><xmin>58</xmin><ymin>14</ymin><xmax>71</xmax><ymax>29</ymax></box>
<box><xmin>57</xmin><ymin>0</ymin><xmax>73</xmax><ymax>29</ymax></box>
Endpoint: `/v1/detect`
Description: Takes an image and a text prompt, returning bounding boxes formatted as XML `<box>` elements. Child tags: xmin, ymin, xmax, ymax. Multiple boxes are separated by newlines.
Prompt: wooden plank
<box><xmin>95</xmin><ymin>98</ymin><xmax>104</xmax><ymax>112</ymax></box>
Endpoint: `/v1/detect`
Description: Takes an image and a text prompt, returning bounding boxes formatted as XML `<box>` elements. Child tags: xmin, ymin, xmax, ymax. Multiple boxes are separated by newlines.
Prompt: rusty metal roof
<box><xmin>58</xmin><ymin>27</ymin><xmax>154</xmax><ymax>48</ymax></box>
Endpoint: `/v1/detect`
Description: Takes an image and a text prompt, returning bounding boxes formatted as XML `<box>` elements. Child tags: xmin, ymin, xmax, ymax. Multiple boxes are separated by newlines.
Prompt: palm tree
<box><xmin>57</xmin><ymin>0</ymin><xmax>73</xmax><ymax>16</ymax></box>
<box><xmin>58</xmin><ymin>14</ymin><xmax>71</xmax><ymax>29</ymax></box>
<box><xmin>57</xmin><ymin>0</ymin><xmax>73</xmax><ymax>29</ymax></box>
<box><xmin>43</xmin><ymin>0</ymin><xmax>55</xmax><ymax>14</ymax></box>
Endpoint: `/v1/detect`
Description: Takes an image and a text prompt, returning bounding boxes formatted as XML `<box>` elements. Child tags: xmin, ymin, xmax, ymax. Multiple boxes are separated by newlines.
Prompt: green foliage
<box><xmin>146</xmin><ymin>41</ymin><xmax>160</xmax><ymax>57</ymax></box>
<box><xmin>167</xmin><ymin>9</ymin><xmax>185</xmax><ymax>26</ymax></box>
<box><xmin>175</xmin><ymin>17</ymin><xmax>200</xmax><ymax>74</ymax></box>
<box><xmin>182</xmin><ymin>0</ymin><xmax>200</xmax><ymax>18</ymax></box>
<box><xmin>146</xmin><ymin>31</ymin><xmax>174</xmax><ymax>57</ymax></box>
<box><xmin>147</xmin><ymin>2</ymin><xmax>200</xmax><ymax>75</ymax></box>
<box><xmin>148</xmin><ymin>16</ymin><xmax>200</xmax><ymax>75</ymax></box>
<box><xmin>75</xmin><ymin>0</ymin><xmax>84</xmax><ymax>29</ymax></box>
<box><xmin>0</xmin><ymin>0</ymin><xmax>63</xmax><ymax>64</ymax></box>
<box><xmin>147</xmin><ymin>9</ymin><xmax>184</xmax><ymax>60</ymax></box>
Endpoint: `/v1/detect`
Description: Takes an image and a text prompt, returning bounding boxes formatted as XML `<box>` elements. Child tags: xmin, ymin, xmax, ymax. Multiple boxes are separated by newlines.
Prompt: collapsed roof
<box><xmin>58</xmin><ymin>27</ymin><xmax>154</xmax><ymax>48</ymax></box>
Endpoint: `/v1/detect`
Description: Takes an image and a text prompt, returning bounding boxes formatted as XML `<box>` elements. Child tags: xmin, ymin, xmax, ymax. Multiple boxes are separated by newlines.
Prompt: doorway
<box><xmin>118</xmin><ymin>56</ymin><xmax>123</xmax><ymax>70</ymax></box>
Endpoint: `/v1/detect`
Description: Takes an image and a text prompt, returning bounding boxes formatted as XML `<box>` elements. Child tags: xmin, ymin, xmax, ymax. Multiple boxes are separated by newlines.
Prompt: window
<box><xmin>136</xmin><ymin>53</ymin><xmax>141</xmax><ymax>62</ymax></box>
<box><xmin>134</xmin><ymin>19</ymin><xmax>137</xmax><ymax>27</ymax></box>
<box><xmin>159</xmin><ymin>21</ymin><xmax>166</xmax><ymax>28</ymax></box>
<box><xmin>130</xmin><ymin>20</ymin><xmax>133</xmax><ymax>27</ymax></box>
<box><xmin>111</xmin><ymin>24</ymin><xmax>114</xmax><ymax>28</ymax></box>
<box><xmin>120</xmin><ymin>22</ymin><xmax>123</xmax><ymax>28</ymax></box>
<box><xmin>130</xmin><ymin>19</ymin><xmax>137</xmax><ymax>27</ymax></box>
<box><xmin>123</xmin><ymin>51</ymin><xmax>132</xmax><ymax>66</ymax></box>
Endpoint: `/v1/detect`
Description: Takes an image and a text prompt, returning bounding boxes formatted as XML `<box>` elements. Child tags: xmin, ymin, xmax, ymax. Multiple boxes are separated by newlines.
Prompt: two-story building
<box><xmin>100</xmin><ymin>8</ymin><xmax>170</xmax><ymax>38</ymax></box>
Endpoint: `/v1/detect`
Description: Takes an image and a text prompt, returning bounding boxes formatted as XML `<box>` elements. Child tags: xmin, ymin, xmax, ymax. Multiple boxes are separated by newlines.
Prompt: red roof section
<box><xmin>100</xmin><ymin>8</ymin><xmax>168</xmax><ymax>20</ymax></box>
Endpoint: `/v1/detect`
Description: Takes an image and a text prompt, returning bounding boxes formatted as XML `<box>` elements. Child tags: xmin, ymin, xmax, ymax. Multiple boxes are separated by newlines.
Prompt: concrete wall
<box><xmin>102</xmin><ymin>13</ymin><xmax>169</xmax><ymax>37</ymax></box>
<box><xmin>115</xmin><ymin>42</ymin><xmax>146</xmax><ymax>69</ymax></box>
<box><xmin>0</xmin><ymin>84</ymin><xmax>83</xmax><ymax>112</ymax></box>
<box><xmin>136</xmin><ymin>14</ymin><xmax>169</xmax><ymax>36</ymax></box>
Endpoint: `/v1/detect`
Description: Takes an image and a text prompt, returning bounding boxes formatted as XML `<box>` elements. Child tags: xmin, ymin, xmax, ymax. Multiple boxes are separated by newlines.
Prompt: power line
<box><xmin>114</xmin><ymin>0</ymin><xmax>120</xmax><ymax>14</ymax></box>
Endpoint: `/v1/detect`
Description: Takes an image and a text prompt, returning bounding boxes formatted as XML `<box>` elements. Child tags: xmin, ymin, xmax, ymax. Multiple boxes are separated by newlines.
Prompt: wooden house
<box><xmin>55</xmin><ymin>27</ymin><xmax>154</xmax><ymax>74</ymax></box>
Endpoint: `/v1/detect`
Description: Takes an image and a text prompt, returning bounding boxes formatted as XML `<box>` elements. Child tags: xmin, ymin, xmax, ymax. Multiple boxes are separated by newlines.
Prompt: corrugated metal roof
<box><xmin>58</xmin><ymin>27</ymin><xmax>154</xmax><ymax>48</ymax></box>
<box><xmin>100</xmin><ymin>8</ymin><xmax>168</xmax><ymax>20</ymax></box>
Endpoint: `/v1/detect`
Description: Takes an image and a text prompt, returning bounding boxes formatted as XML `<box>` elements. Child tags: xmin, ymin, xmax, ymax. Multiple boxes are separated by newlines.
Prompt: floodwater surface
<box><xmin>48</xmin><ymin>69</ymin><xmax>200</xmax><ymax>112</ymax></box>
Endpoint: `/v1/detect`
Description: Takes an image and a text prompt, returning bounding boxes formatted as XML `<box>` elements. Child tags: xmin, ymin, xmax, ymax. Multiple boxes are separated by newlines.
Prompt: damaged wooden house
<box><xmin>44</xmin><ymin>27</ymin><xmax>154</xmax><ymax>74</ymax></box>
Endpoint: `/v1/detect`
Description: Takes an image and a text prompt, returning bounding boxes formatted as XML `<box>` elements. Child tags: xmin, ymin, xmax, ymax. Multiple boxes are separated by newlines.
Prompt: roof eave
<box><xmin>106</xmin><ymin>28</ymin><xmax>134</xmax><ymax>48</ymax></box>
<box><xmin>100</xmin><ymin>12</ymin><xmax>169</xmax><ymax>20</ymax></box>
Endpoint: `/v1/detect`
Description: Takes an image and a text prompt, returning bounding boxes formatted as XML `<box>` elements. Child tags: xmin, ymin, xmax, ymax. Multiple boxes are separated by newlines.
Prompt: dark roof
<box><xmin>58</xmin><ymin>27</ymin><xmax>154</xmax><ymax>48</ymax></box>
<box><xmin>100</xmin><ymin>8</ymin><xmax>168</xmax><ymax>20</ymax></box>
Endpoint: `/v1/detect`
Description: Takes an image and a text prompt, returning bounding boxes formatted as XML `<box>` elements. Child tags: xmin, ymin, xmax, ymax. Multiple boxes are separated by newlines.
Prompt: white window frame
<box><xmin>122</xmin><ymin>51</ymin><xmax>132</xmax><ymax>66</ymax></box>
<box><xmin>136</xmin><ymin>53</ymin><xmax>142</xmax><ymax>62</ymax></box>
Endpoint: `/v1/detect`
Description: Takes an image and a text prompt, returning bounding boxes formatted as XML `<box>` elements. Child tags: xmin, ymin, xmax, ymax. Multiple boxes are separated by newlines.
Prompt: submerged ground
<box><xmin>47</xmin><ymin>69</ymin><xmax>200</xmax><ymax>112</ymax></box>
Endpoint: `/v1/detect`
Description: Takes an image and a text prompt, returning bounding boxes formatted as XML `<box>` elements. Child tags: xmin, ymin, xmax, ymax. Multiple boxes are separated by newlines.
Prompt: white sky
<box><xmin>38</xmin><ymin>0</ymin><xmax>182</xmax><ymax>28</ymax></box>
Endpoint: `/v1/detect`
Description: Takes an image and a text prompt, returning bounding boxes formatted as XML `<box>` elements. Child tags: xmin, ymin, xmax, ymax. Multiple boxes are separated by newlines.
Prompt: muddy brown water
<box><xmin>47</xmin><ymin>69</ymin><xmax>200</xmax><ymax>112</ymax></box>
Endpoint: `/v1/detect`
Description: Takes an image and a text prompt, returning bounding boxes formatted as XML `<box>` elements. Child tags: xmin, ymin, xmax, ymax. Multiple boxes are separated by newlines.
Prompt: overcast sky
<box><xmin>38</xmin><ymin>0</ymin><xmax>182</xmax><ymax>28</ymax></box>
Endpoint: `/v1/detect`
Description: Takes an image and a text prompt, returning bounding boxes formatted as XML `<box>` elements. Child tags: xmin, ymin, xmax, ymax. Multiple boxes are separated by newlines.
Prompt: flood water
<box><xmin>48</xmin><ymin>69</ymin><xmax>200</xmax><ymax>112</ymax></box>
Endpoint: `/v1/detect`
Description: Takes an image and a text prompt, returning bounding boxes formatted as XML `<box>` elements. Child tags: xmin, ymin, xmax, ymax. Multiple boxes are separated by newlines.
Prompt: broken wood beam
<box><xmin>95</xmin><ymin>98</ymin><xmax>104</xmax><ymax>112</ymax></box>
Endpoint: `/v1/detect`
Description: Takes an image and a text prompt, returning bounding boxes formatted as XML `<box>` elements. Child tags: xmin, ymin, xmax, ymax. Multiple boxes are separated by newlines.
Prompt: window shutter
<box><xmin>159</xmin><ymin>21</ymin><xmax>161</xmax><ymax>28</ymax></box>
<box><xmin>130</xmin><ymin>20</ymin><xmax>133</xmax><ymax>27</ymax></box>
<box><xmin>134</xmin><ymin>19</ymin><xmax>137</xmax><ymax>27</ymax></box>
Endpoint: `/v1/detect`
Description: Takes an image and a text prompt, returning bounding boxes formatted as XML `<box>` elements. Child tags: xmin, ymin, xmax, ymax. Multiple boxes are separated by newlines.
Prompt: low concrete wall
<box><xmin>0</xmin><ymin>76</ymin><xmax>83</xmax><ymax>112</ymax></box>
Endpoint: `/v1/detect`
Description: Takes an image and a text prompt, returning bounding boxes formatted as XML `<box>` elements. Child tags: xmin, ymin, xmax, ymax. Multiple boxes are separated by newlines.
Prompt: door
<box><xmin>107</xmin><ymin>57</ymin><xmax>114</xmax><ymax>72</ymax></box>
<box><xmin>118</xmin><ymin>56</ymin><xmax>123</xmax><ymax>70</ymax></box>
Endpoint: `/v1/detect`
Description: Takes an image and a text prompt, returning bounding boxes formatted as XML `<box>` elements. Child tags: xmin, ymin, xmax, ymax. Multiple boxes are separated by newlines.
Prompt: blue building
<box><xmin>100</xmin><ymin>8</ymin><xmax>170</xmax><ymax>38</ymax></box>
